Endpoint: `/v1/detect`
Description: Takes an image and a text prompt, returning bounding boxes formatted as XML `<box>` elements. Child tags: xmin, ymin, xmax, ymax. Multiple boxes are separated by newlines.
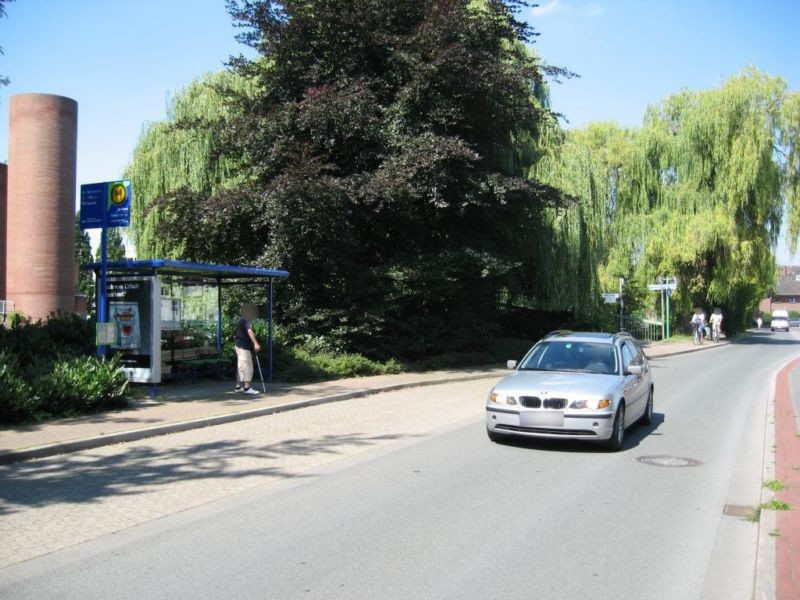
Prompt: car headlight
<box><xmin>489</xmin><ymin>392</ymin><xmax>517</xmax><ymax>405</ymax></box>
<box><xmin>569</xmin><ymin>398</ymin><xmax>612</xmax><ymax>410</ymax></box>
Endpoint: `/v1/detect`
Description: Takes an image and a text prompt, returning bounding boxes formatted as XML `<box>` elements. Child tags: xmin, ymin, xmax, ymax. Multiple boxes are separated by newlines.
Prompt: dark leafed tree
<box><xmin>74</xmin><ymin>212</ymin><xmax>95</xmax><ymax>309</ymax></box>
<box><xmin>96</xmin><ymin>228</ymin><xmax>127</xmax><ymax>262</ymax></box>
<box><xmin>144</xmin><ymin>0</ymin><xmax>568</xmax><ymax>358</ymax></box>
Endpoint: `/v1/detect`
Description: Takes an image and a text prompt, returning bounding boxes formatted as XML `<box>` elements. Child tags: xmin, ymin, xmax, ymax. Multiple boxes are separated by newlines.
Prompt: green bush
<box><xmin>0</xmin><ymin>315</ymin><xmax>132</xmax><ymax>424</ymax></box>
<box><xmin>0</xmin><ymin>313</ymin><xmax>94</xmax><ymax>370</ymax></box>
<box><xmin>0</xmin><ymin>352</ymin><xmax>37</xmax><ymax>423</ymax></box>
<box><xmin>275</xmin><ymin>347</ymin><xmax>403</xmax><ymax>383</ymax></box>
<box><xmin>32</xmin><ymin>356</ymin><xmax>132</xmax><ymax>419</ymax></box>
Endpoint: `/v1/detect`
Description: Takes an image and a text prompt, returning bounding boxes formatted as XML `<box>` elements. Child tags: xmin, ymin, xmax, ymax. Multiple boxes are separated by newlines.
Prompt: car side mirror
<box><xmin>627</xmin><ymin>363</ymin><xmax>643</xmax><ymax>376</ymax></box>
<box><xmin>507</xmin><ymin>360</ymin><xmax>518</xmax><ymax>370</ymax></box>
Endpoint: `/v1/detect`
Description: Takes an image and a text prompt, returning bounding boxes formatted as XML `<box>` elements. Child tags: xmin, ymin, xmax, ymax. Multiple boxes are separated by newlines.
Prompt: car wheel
<box><xmin>640</xmin><ymin>389</ymin><xmax>654</xmax><ymax>426</ymax></box>
<box><xmin>606</xmin><ymin>404</ymin><xmax>625</xmax><ymax>451</ymax></box>
<box><xmin>487</xmin><ymin>428</ymin><xmax>507</xmax><ymax>444</ymax></box>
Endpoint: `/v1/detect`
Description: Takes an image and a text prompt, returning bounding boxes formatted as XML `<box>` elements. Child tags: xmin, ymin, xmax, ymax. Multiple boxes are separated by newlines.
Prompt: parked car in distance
<box><xmin>771</xmin><ymin>310</ymin><xmax>790</xmax><ymax>332</ymax></box>
<box><xmin>790</xmin><ymin>318</ymin><xmax>800</xmax><ymax>328</ymax></box>
<box><xmin>486</xmin><ymin>331</ymin><xmax>654</xmax><ymax>451</ymax></box>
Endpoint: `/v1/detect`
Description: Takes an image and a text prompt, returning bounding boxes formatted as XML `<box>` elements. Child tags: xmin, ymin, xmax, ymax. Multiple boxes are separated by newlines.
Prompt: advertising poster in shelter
<box><xmin>106</xmin><ymin>276</ymin><xmax>161</xmax><ymax>383</ymax></box>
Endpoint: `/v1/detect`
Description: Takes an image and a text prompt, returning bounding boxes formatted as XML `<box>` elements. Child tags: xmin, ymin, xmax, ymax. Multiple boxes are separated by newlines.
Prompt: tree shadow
<box><xmin>732</xmin><ymin>331</ymin><xmax>800</xmax><ymax>346</ymax></box>
<box><xmin>0</xmin><ymin>432</ymin><xmax>417</xmax><ymax>516</ymax></box>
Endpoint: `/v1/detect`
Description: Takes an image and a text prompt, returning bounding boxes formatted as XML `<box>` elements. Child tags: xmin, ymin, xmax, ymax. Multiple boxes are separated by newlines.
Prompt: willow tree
<box><xmin>124</xmin><ymin>70</ymin><xmax>254</xmax><ymax>258</ymax></box>
<box><xmin>532</xmin><ymin>122</ymin><xmax>636</xmax><ymax>320</ymax></box>
<box><xmin>536</xmin><ymin>68</ymin><xmax>800</xmax><ymax>332</ymax></box>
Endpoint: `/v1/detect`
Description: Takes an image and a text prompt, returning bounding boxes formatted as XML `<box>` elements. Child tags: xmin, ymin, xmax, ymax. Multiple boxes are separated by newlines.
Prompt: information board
<box><xmin>79</xmin><ymin>180</ymin><xmax>132</xmax><ymax>229</ymax></box>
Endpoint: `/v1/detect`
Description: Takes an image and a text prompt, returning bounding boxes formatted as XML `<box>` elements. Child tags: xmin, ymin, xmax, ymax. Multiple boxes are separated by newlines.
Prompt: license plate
<box><xmin>519</xmin><ymin>411</ymin><xmax>564</xmax><ymax>427</ymax></box>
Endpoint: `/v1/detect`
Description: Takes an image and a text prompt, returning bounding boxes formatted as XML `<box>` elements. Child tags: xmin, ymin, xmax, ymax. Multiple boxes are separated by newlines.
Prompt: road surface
<box><xmin>0</xmin><ymin>331</ymin><xmax>795</xmax><ymax>599</ymax></box>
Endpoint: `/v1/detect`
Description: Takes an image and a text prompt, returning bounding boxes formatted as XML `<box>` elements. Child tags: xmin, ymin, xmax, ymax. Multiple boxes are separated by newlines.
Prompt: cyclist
<box><xmin>690</xmin><ymin>308</ymin><xmax>706</xmax><ymax>344</ymax></box>
<box><xmin>709</xmin><ymin>308</ymin><xmax>723</xmax><ymax>342</ymax></box>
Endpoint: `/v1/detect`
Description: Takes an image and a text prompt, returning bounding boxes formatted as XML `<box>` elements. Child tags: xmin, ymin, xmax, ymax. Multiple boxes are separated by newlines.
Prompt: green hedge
<box><xmin>0</xmin><ymin>315</ymin><xmax>132</xmax><ymax>425</ymax></box>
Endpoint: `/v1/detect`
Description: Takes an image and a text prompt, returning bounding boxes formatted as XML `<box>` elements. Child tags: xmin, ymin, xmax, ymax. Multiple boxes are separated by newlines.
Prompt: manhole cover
<box><xmin>636</xmin><ymin>455</ymin><xmax>702</xmax><ymax>467</ymax></box>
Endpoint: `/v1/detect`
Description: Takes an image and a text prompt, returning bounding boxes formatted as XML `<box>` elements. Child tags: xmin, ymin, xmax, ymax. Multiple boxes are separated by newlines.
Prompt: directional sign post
<box><xmin>647</xmin><ymin>277</ymin><xmax>678</xmax><ymax>339</ymax></box>
<box><xmin>80</xmin><ymin>181</ymin><xmax>132</xmax><ymax>357</ymax></box>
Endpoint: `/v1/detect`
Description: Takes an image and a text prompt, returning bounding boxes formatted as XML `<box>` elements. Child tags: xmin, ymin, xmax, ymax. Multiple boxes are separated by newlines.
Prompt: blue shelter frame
<box><xmin>86</xmin><ymin>260</ymin><xmax>289</xmax><ymax>383</ymax></box>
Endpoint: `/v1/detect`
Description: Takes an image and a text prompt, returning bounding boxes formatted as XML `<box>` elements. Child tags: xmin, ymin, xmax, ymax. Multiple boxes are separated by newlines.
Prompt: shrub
<box><xmin>0</xmin><ymin>352</ymin><xmax>37</xmax><ymax>424</ymax></box>
<box><xmin>32</xmin><ymin>356</ymin><xmax>132</xmax><ymax>419</ymax></box>
<box><xmin>0</xmin><ymin>313</ymin><xmax>95</xmax><ymax>372</ymax></box>
<box><xmin>275</xmin><ymin>347</ymin><xmax>403</xmax><ymax>383</ymax></box>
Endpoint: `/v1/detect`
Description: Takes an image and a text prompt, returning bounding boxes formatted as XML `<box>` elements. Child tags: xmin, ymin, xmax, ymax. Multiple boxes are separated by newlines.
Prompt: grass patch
<box><xmin>764</xmin><ymin>479</ymin><xmax>788</xmax><ymax>492</ymax></box>
<box><xmin>760</xmin><ymin>499</ymin><xmax>793</xmax><ymax>511</ymax></box>
<box><xmin>769</xmin><ymin>529</ymin><xmax>781</xmax><ymax>537</ymax></box>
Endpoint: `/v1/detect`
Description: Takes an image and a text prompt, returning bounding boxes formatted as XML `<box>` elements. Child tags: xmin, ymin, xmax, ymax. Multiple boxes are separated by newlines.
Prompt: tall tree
<box><xmin>125</xmin><ymin>70</ymin><xmax>254</xmax><ymax>258</ymax></box>
<box><xmin>74</xmin><ymin>213</ymin><xmax>94</xmax><ymax>308</ymax></box>
<box><xmin>535</xmin><ymin>68</ymin><xmax>800</xmax><ymax>332</ymax></box>
<box><xmin>134</xmin><ymin>0</ymin><xmax>567</xmax><ymax>358</ymax></box>
<box><xmin>97</xmin><ymin>228</ymin><xmax>127</xmax><ymax>262</ymax></box>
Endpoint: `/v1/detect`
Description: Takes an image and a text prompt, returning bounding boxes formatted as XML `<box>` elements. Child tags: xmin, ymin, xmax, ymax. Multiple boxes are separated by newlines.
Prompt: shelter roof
<box><xmin>85</xmin><ymin>260</ymin><xmax>289</xmax><ymax>282</ymax></box>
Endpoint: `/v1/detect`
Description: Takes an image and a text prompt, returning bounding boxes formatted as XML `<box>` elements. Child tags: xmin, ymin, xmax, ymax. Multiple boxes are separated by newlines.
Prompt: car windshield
<box><xmin>518</xmin><ymin>341</ymin><xmax>618</xmax><ymax>375</ymax></box>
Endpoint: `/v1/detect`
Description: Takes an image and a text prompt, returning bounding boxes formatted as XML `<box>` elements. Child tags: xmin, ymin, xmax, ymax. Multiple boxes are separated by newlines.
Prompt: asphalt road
<box><xmin>1</xmin><ymin>331</ymin><xmax>797</xmax><ymax>600</ymax></box>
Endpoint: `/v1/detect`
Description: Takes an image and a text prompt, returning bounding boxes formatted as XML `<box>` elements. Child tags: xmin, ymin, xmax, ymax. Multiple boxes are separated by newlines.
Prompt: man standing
<box><xmin>234</xmin><ymin>303</ymin><xmax>261</xmax><ymax>395</ymax></box>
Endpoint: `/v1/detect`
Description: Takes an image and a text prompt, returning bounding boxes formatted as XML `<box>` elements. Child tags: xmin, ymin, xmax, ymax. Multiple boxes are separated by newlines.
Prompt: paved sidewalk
<box><xmin>0</xmin><ymin>336</ymin><xmax>728</xmax><ymax>464</ymax></box>
<box><xmin>0</xmin><ymin>368</ymin><xmax>505</xmax><ymax>463</ymax></box>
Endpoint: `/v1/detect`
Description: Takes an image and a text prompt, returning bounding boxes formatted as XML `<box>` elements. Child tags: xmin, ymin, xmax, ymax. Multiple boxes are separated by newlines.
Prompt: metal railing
<box><xmin>619</xmin><ymin>315</ymin><xmax>664</xmax><ymax>344</ymax></box>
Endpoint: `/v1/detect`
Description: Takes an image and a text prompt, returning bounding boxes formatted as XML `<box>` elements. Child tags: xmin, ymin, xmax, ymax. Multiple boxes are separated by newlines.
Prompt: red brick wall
<box><xmin>6</xmin><ymin>94</ymin><xmax>78</xmax><ymax>320</ymax></box>
<box><xmin>0</xmin><ymin>162</ymin><xmax>7</xmax><ymax>302</ymax></box>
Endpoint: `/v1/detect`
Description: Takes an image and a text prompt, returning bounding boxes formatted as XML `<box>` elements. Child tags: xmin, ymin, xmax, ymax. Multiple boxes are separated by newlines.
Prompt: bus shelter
<box><xmin>86</xmin><ymin>260</ymin><xmax>289</xmax><ymax>388</ymax></box>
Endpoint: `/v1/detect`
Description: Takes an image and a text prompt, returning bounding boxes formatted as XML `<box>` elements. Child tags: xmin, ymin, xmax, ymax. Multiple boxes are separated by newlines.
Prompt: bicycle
<box><xmin>711</xmin><ymin>323</ymin><xmax>721</xmax><ymax>343</ymax></box>
<box><xmin>691</xmin><ymin>322</ymin><xmax>704</xmax><ymax>345</ymax></box>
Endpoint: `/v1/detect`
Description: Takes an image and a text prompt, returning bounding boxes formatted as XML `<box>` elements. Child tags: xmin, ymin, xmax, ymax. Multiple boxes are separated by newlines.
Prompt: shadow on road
<box><xmin>496</xmin><ymin>412</ymin><xmax>665</xmax><ymax>454</ymax></box>
<box><xmin>0</xmin><ymin>432</ymin><xmax>418</xmax><ymax>516</ymax></box>
<box><xmin>731</xmin><ymin>330</ymin><xmax>800</xmax><ymax>346</ymax></box>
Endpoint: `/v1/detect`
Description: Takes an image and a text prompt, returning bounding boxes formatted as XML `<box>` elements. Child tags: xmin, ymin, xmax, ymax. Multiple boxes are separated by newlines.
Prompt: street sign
<box><xmin>648</xmin><ymin>283</ymin><xmax>677</xmax><ymax>292</ymax></box>
<box><xmin>602</xmin><ymin>292</ymin><xmax>620</xmax><ymax>304</ymax></box>
<box><xmin>79</xmin><ymin>180</ymin><xmax>132</xmax><ymax>229</ymax></box>
<box><xmin>80</xmin><ymin>180</ymin><xmax>132</xmax><ymax>357</ymax></box>
<box><xmin>80</xmin><ymin>183</ymin><xmax>106</xmax><ymax>229</ymax></box>
<box><xmin>107</xmin><ymin>181</ymin><xmax>131</xmax><ymax>227</ymax></box>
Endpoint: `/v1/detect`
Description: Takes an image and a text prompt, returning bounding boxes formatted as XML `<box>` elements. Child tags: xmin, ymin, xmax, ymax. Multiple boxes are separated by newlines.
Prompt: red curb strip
<box><xmin>772</xmin><ymin>356</ymin><xmax>800</xmax><ymax>600</ymax></box>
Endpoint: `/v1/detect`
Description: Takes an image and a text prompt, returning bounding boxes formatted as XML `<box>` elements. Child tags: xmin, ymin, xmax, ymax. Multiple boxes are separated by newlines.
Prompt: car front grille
<box><xmin>543</xmin><ymin>398</ymin><xmax>567</xmax><ymax>409</ymax></box>
<box><xmin>519</xmin><ymin>396</ymin><xmax>541</xmax><ymax>408</ymax></box>
<box><xmin>496</xmin><ymin>424</ymin><xmax>597</xmax><ymax>437</ymax></box>
<box><xmin>519</xmin><ymin>396</ymin><xmax>568</xmax><ymax>409</ymax></box>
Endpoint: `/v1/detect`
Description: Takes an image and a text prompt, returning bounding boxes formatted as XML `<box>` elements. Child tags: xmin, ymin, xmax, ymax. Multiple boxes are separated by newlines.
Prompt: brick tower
<box><xmin>0</xmin><ymin>162</ymin><xmax>7</xmax><ymax>303</ymax></box>
<box><xmin>6</xmin><ymin>93</ymin><xmax>78</xmax><ymax>320</ymax></box>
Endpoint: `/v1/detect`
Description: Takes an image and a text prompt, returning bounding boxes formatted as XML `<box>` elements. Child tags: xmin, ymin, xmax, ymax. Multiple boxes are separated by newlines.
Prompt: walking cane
<box><xmin>255</xmin><ymin>352</ymin><xmax>267</xmax><ymax>393</ymax></box>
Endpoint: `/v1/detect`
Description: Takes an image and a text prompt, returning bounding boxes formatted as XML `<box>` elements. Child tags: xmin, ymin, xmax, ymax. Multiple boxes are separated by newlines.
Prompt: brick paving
<box><xmin>0</xmin><ymin>368</ymin><xmax>503</xmax><ymax>457</ymax></box>
<box><xmin>773</xmin><ymin>357</ymin><xmax>800</xmax><ymax>600</ymax></box>
<box><xmin>0</xmin><ymin>378</ymin><xmax>495</xmax><ymax>568</ymax></box>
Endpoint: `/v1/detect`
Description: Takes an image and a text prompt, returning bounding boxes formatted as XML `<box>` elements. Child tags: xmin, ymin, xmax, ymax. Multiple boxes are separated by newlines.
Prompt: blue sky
<box><xmin>1</xmin><ymin>0</ymin><xmax>799</xmax><ymax>259</ymax></box>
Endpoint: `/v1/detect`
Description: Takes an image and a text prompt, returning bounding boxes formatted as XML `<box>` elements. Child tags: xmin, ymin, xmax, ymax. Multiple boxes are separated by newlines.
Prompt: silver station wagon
<box><xmin>486</xmin><ymin>331</ymin><xmax>654</xmax><ymax>450</ymax></box>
